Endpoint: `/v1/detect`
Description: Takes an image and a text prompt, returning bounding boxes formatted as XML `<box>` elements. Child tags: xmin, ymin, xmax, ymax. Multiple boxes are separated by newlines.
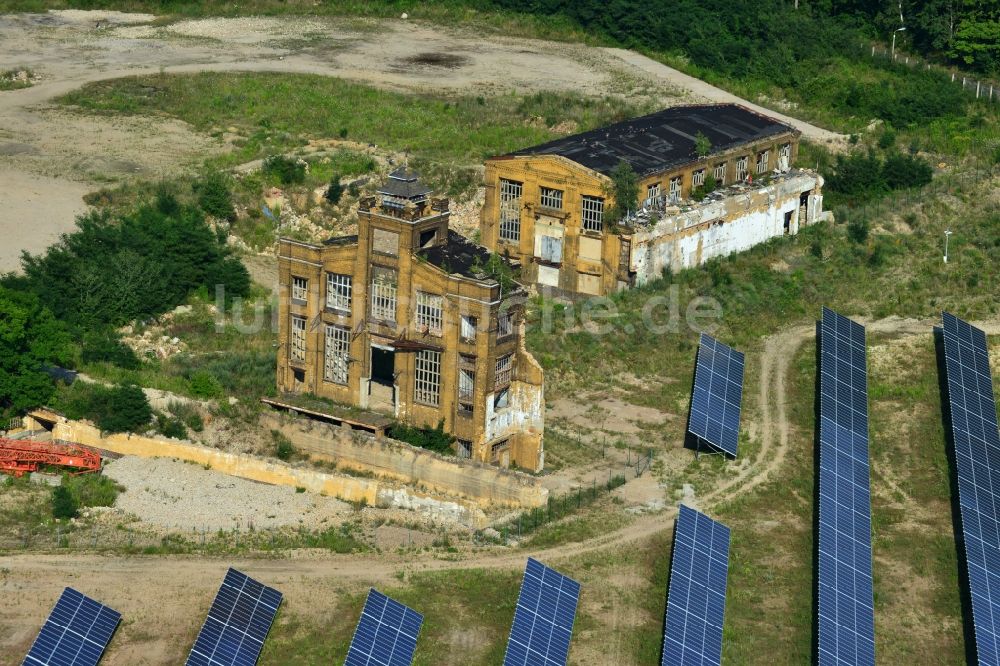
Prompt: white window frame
<box><xmin>714</xmin><ymin>162</ymin><xmax>727</xmax><ymax>184</ymax></box>
<box><xmin>495</xmin><ymin>353</ymin><xmax>513</xmax><ymax>389</ymax></box>
<box><xmin>498</xmin><ymin>310</ymin><xmax>515</xmax><ymax>338</ymax></box>
<box><xmin>736</xmin><ymin>156</ymin><xmax>749</xmax><ymax>181</ymax></box>
<box><xmin>290</xmin><ymin>315</ymin><xmax>307</xmax><ymax>364</ymax></box>
<box><xmin>668</xmin><ymin>176</ymin><xmax>682</xmax><ymax>202</ymax></box>
<box><xmin>460</xmin><ymin>315</ymin><xmax>477</xmax><ymax>341</ymax></box>
<box><xmin>581</xmin><ymin>195</ymin><xmax>604</xmax><ymax>234</ymax></box>
<box><xmin>458</xmin><ymin>367</ymin><xmax>475</xmax><ymax>400</ymax></box>
<box><xmin>414</xmin><ymin>349</ymin><xmax>441</xmax><ymax>406</ymax></box>
<box><xmin>415</xmin><ymin>291</ymin><xmax>444</xmax><ymax>336</ymax></box>
<box><xmin>291</xmin><ymin>276</ymin><xmax>308</xmax><ymax>302</ymax></box>
<box><xmin>757</xmin><ymin>150</ymin><xmax>770</xmax><ymax>175</ymax></box>
<box><xmin>646</xmin><ymin>183</ymin><xmax>661</xmax><ymax>202</ymax></box>
<box><xmin>370</xmin><ymin>269</ymin><xmax>397</xmax><ymax>322</ymax></box>
<box><xmin>499</xmin><ymin>179</ymin><xmax>523</xmax><ymax>243</ymax></box>
<box><xmin>326</xmin><ymin>273</ymin><xmax>352</xmax><ymax>312</ymax></box>
<box><xmin>539</xmin><ymin>186</ymin><xmax>563</xmax><ymax>210</ymax></box>
<box><xmin>692</xmin><ymin>169</ymin><xmax>706</xmax><ymax>187</ymax></box>
<box><xmin>323</xmin><ymin>324</ymin><xmax>350</xmax><ymax>384</ymax></box>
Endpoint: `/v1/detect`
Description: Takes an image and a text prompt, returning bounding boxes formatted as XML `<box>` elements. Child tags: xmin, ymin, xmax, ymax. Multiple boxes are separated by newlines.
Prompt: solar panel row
<box><xmin>816</xmin><ymin>307</ymin><xmax>876</xmax><ymax>666</ymax></box>
<box><xmin>504</xmin><ymin>558</ymin><xmax>581</xmax><ymax>666</ymax></box>
<box><xmin>662</xmin><ymin>504</ymin><xmax>731</xmax><ymax>666</ymax></box>
<box><xmin>688</xmin><ymin>333</ymin><xmax>746</xmax><ymax>458</ymax></box>
<box><xmin>22</xmin><ymin>588</ymin><xmax>121</xmax><ymax>666</ymax></box>
<box><xmin>186</xmin><ymin>568</ymin><xmax>283</xmax><ymax>666</ymax></box>
<box><xmin>942</xmin><ymin>312</ymin><xmax>1000</xmax><ymax>666</ymax></box>
<box><xmin>345</xmin><ymin>589</ymin><xmax>423</xmax><ymax>666</ymax></box>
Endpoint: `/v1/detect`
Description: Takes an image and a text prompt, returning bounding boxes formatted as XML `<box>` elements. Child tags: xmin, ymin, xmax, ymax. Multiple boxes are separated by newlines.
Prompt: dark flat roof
<box><xmin>419</xmin><ymin>230</ymin><xmax>509</xmax><ymax>281</ymax></box>
<box><xmin>504</xmin><ymin>104</ymin><xmax>796</xmax><ymax>177</ymax></box>
<box><xmin>323</xmin><ymin>234</ymin><xmax>358</xmax><ymax>247</ymax></box>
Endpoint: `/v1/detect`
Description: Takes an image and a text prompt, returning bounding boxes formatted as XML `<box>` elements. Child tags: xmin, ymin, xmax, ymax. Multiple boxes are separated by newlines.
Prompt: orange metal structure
<box><xmin>0</xmin><ymin>439</ymin><xmax>101</xmax><ymax>477</ymax></box>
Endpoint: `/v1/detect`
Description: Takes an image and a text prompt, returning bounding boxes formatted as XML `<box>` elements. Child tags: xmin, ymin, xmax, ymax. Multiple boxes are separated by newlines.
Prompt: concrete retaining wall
<box><xmin>48</xmin><ymin>418</ymin><xmax>487</xmax><ymax>527</ymax></box>
<box><xmin>262</xmin><ymin>412</ymin><xmax>548</xmax><ymax>509</ymax></box>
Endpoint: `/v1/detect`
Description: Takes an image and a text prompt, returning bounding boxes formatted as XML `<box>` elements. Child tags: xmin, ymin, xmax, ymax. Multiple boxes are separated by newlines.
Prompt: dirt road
<box><xmin>0</xmin><ymin>10</ymin><xmax>846</xmax><ymax>273</ymax></box>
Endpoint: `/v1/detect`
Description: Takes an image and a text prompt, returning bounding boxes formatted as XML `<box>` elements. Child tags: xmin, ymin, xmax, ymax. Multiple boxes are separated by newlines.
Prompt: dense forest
<box><xmin>486</xmin><ymin>0</ymin><xmax>1000</xmax><ymax>76</ymax></box>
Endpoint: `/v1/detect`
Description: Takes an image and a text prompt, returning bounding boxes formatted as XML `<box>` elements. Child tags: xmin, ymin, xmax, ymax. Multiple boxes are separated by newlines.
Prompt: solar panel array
<box><xmin>688</xmin><ymin>333</ymin><xmax>746</xmax><ymax>457</ymax></box>
<box><xmin>186</xmin><ymin>568</ymin><xmax>282</xmax><ymax>666</ymax></box>
<box><xmin>662</xmin><ymin>504</ymin><xmax>731</xmax><ymax>666</ymax></box>
<box><xmin>345</xmin><ymin>588</ymin><xmax>423</xmax><ymax>666</ymax></box>
<box><xmin>23</xmin><ymin>588</ymin><xmax>121</xmax><ymax>666</ymax></box>
<box><xmin>942</xmin><ymin>312</ymin><xmax>1000</xmax><ymax>666</ymax></box>
<box><xmin>504</xmin><ymin>558</ymin><xmax>581</xmax><ymax>666</ymax></box>
<box><xmin>816</xmin><ymin>307</ymin><xmax>875</xmax><ymax>666</ymax></box>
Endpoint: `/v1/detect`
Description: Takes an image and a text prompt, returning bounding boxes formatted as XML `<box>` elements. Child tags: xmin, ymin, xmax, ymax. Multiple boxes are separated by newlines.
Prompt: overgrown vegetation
<box><xmin>387</xmin><ymin>420</ymin><xmax>455</xmax><ymax>455</ymax></box>
<box><xmin>827</xmin><ymin>150</ymin><xmax>934</xmax><ymax>204</ymax></box>
<box><xmin>0</xmin><ymin>287</ymin><xmax>70</xmax><ymax>416</ymax></box>
<box><xmin>605</xmin><ymin>160</ymin><xmax>639</xmax><ymax>226</ymax></box>
<box><xmin>51</xmin><ymin>473</ymin><xmax>122</xmax><ymax>520</ymax></box>
<box><xmin>55</xmin><ymin>382</ymin><xmax>152</xmax><ymax>433</ymax></box>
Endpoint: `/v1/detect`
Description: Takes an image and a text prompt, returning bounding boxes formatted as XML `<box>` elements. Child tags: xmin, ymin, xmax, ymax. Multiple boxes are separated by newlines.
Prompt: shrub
<box><xmin>324</xmin><ymin>177</ymin><xmax>344</xmax><ymax>204</ymax></box>
<box><xmin>51</xmin><ymin>485</ymin><xmax>78</xmax><ymax>519</ymax></box>
<box><xmin>64</xmin><ymin>473</ymin><xmax>120</xmax><ymax>508</ymax></box>
<box><xmin>387</xmin><ymin>420</ymin><xmax>455</xmax><ymax>454</ymax></box>
<box><xmin>156</xmin><ymin>412</ymin><xmax>188</xmax><ymax>439</ymax></box>
<box><xmin>847</xmin><ymin>216</ymin><xmax>870</xmax><ymax>244</ymax></box>
<box><xmin>59</xmin><ymin>382</ymin><xmax>152</xmax><ymax>433</ymax></box>
<box><xmin>877</xmin><ymin>127</ymin><xmax>897</xmax><ymax>151</ymax></box>
<box><xmin>188</xmin><ymin>371</ymin><xmax>224</xmax><ymax>399</ymax></box>
<box><xmin>262</xmin><ymin>155</ymin><xmax>306</xmax><ymax>185</ymax></box>
<box><xmin>882</xmin><ymin>153</ymin><xmax>933</xmax><ymax>190</ymax></box>
<box><xmin>194</xmin><ymin>171</ymin><xmax>236</xmax><ymax>221</ymax></box>
<box><xmin>81</xmin><ymin>330</ymin><xmax>141</xmax><ymax>370</ymax></box>
<box><xmin>271</xmin><ymin>430</ymin><xmax>295</xmax><ymax>461</ymax></box>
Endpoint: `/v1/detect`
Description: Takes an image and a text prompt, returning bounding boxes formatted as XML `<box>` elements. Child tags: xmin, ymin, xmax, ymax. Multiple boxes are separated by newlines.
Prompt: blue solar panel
<box><xmin>504</xmin><ymin>558</ymin><xmax>581</xmax><ymax>666</ymax></box>
<box><xmin>23</xmin><ymin>587</ymin><xmax>121</xmax><ymax>666</ymax></box>
<box><xmin>942</xmin><ymin>312</ymin><xmax>1000</xmax><ymax>666</ymax></box>
<box><xmin>186</xmin><ymin>568</ymin><xmax>282</xmax><ymax>666</ymax></box>
<box><xmin>688</xmin><ymin>333</ymin><xmax>745</xmax><ymax>457</ymax></box>
<box><xmin>345</xmin><ymin>588</ymin><xmax>423</xmax><ymax>666</ymax></box>
<box><xmin>816</xmin><ymin>307</ymin><xmax>875</xmax><ymax>666</ymax></box>
<box><xmin>662</xmin><ymin>504</ymin><xmax>731</xmax><ymax>666</ymax></box>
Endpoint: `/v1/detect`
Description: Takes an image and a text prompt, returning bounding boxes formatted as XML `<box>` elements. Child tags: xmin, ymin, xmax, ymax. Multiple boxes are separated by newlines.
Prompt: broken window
<box><xmin>646</xmin><ymin>182</ymin><xmax>661</xmax><ymax>203</ymax></box>
<box><xmin>713</xmin><ymin>162</ymin><xmax>727</xmax><ymax>184</ymax></box>
<box><xmin>498</xmin><ymin>310</ymin><xmax>515</xmax><ymax>338</ymax></box>
<box><xmin>326</xmin><ymin>273</ymin><xmax>352</xmax><ymax>312</ymax></box>
<box><xmin>581</xmin><ymin>195</ymin><xmax>604</xmax><ymax>233</ymax></box>
<box><xmin>493</xmin><ymin>387</ymin><xmax>510</xmax><ymax>410</ymax></box>
<box><xmin>692</xmin><ymin>169</ymin><xmax>706</xmax><ymax>187</ymax></box>
<box><xmin>756</xmin><ymin>150</ymin><xmax>770</xmax><ymax>174</ymax></box>
<box><xmin>668</xmin><ymin>176</ymin><xmax>682</xmax><ymax>202</ymax></box>
<box><xmin>461</xmin><ymin>315</ymin><xmax>477</xmax><ymax>341</ymax></box>
<box><xmin>495</xmin><ymin>353</ymin><xmax>513</xmax><ymax>388</ymax></box>
<box><xmin>539</xmin><ymin>186</ymin><xmax>563</xmax><ymax>210</ymax></box>
<box><xmin>323</xmin><ymin>324</ymin><xmax>350</xmax><ymax>384</ymax></box>
<box><xmin>736</xmin><ymin>156</ymin><xmax>749</xmax><ymax>181</ymax></box>
<box><xmin>779</xmin><ymin>143</ymin><xmax>791</xmax><ymax>170</ymax></box>
<box><xmin>290</xmin><ymin>315</ymin><xmax>307</xmax><ymax>364</ymax></box>
<box><xmin>457</xmin><ymin>439</ymin><xmax>473</xmax><ymax>458</ymax></box>
<box><xmin>414</xmin><ymin>349</ymin><xmax>441</xmax><ymax>406</ymax></box>
<box><xmin>458</xmin><ymin>367</ymin><xmax>475</xmax><ymax>400</ymax></box>
<box><xmin>490</xmin><ymin>439</ymin><xmax>510</xmax><ymax>461</ymax></box>
<box><xmin>499</xmin><ymin>179</ymin><xmax>523</xmax><ymax>243</ymax></box>
<box><xmin>291</xmin><ymin>276</ymin><xmax>308</xmax><ymax>302</ymax></box>
<box><xmin>418</xmin><ymin>228</ymin><xmax>436</xmax><ymax>248</ymax></box>
<box><xmin>370</xmin><ymin>267</ymin><xmax>397</xmax><ymax>322</ymax></box>
<box><xmin>415</xmin><ymin>291</ymin><xmax>444</xmax><ymax>336</ymax></box>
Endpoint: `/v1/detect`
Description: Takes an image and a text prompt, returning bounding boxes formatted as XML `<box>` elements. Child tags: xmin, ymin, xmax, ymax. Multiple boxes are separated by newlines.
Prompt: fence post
<box><xmin>977</xmin><ymin>81</ymin><xmax>981</xmax><ymax>98</ymax></box>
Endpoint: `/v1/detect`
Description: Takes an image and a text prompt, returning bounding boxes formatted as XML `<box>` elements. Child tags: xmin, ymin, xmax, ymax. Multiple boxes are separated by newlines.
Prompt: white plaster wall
<box><xmin>484</xmin><ymin>380</ymin><xmax>545</xmax><ymax>444</ymax></box>
<box><xmin>632</xmin><ymin>173</ymin><xmax>820</xmax><ymax>283</ymax></box>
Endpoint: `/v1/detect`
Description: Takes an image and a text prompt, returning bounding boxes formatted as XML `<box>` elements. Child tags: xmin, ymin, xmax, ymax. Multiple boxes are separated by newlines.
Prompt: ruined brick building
<box><xmin>480</xmin><ymin>104</ymin><xmax>828</xmax><ymax>297</ymax></box>
<box><xmin>276</xmin><ymin>168</ymin><xmax>545</xmax><ymax>471</ymax></box>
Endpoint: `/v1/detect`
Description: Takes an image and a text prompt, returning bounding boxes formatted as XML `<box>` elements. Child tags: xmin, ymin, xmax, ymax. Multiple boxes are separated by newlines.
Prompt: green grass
<box><xmin>58</xmin><ymin>73</ymin><xmax>649</xmax><ymax>168</ymax></box>
<box><xmin>0</xmin><ymin>69</ymin><xmax>33</xmax><ymax>91</ymax></box>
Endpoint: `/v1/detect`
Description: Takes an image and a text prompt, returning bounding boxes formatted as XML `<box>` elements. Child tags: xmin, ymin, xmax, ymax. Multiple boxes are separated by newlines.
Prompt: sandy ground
<box><xmin>0</xmin><ymin>10</ymin><xmax>845</xmax><ymax>273</ymax></box>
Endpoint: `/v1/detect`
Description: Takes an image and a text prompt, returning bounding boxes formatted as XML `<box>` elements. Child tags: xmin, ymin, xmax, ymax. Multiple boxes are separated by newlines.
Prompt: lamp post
<box><xmin>891</xmin><ymin>26</ymin><xmax>906</xmax><ymax>61</ymax></box>
<box><xmin>944</xmin><ymin>229</ymin><xmax>953</xmax><ymax>264</ymax></box>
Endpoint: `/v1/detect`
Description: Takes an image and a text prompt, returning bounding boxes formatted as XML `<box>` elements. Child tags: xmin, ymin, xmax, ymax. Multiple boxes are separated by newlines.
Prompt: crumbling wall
<box><xmin>261</xmin><ymin>412</ymin><xmax>547</xmax><ymax>508</ymax></box>
<box><xmin>632</xmin><ymin>172</ymin><xmax>823</xmax><ymax>282</ymax></box>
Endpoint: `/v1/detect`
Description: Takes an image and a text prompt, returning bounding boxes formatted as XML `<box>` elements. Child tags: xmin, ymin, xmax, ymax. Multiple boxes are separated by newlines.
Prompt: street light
<box><xmin>891</xmin><ymin>26</ymin><xmax>906</xmax><ymax>61</ymax></box>
<box><xmin>944</xmin><ymin>229</ymin><xmax>953</xmax><ymax>264</ymax></box>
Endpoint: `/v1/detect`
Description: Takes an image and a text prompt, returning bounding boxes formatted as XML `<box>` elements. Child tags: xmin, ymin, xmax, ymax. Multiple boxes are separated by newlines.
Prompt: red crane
<box><xmin>0</xmin><ymin>439</ymin><xmax>102</xmax><ymax>477</ymax></box>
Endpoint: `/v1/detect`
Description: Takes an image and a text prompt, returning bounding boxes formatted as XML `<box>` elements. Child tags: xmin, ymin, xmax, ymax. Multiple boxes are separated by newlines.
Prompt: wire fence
<box><xmin>867</xmin><ymin>42</ymin><xmax>1000</xmax><ymax>105</ymax></box>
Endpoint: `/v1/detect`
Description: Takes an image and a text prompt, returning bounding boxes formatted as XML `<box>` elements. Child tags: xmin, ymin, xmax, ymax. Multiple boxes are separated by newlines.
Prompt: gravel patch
<box><xmin>103</xmin><ymin>456</ymin><xmax>351</xmax><ymax>531</ymax></box>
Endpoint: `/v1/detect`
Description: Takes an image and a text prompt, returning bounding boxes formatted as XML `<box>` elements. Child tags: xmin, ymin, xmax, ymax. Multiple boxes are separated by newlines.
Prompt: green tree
<box><xmin>51</xmin><ymin>484</ymin><xmax>79</xmax><ymax>519</ymax></box>
<box><xmin>605</xmin><ymin>160</ymin><xmax>639</xmax><ymax>226</ymax></box>
<box><xmin>694</xmin><ymin>131</ymin><xmax>712</xmax><ymax>157</ymax></box>
<box><xmin>324</xmin><ymin>177</ymin><xmax>345</xmax><ymax>204</ymax></box>
<box><xmin>0</xmin><ymin>287</ymin><xmax>71</xmax><ymax>415</ymax></box>
<box><xmin>195</xmin><ymin>170</ymin><xmax>236</xmax><ymax>221</ymax></box>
